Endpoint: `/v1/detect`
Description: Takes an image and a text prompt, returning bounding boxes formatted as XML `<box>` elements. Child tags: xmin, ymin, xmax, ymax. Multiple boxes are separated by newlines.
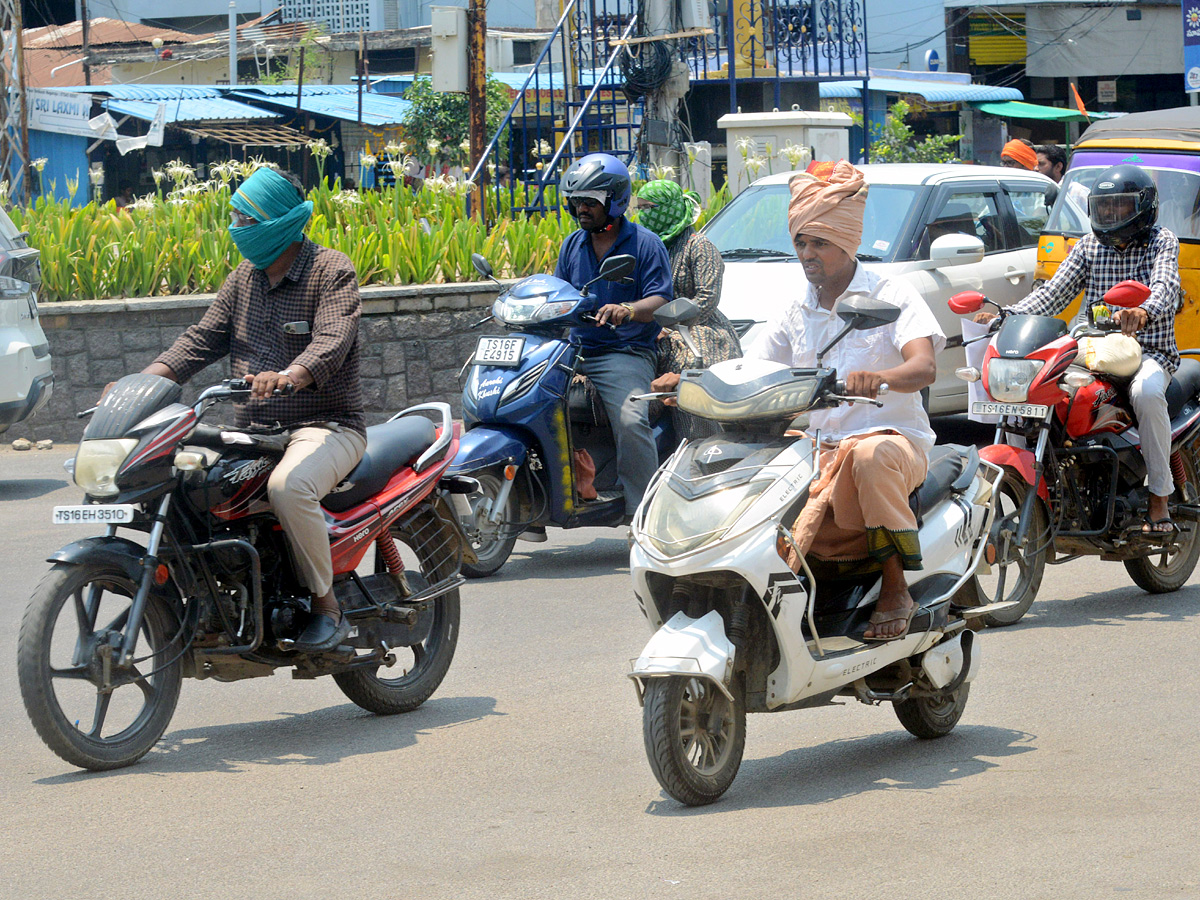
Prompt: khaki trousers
<box><xmin>267</xmin><ymin>425</ymin><xmax>368</xmax><ymax>597</ymax></box>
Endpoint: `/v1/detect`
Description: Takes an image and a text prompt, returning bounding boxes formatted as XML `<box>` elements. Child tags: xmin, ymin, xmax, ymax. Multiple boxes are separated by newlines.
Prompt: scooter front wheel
<box><xmin>642</xmin><ymin>675</ymin><xmax>745</xmax><ymax>806</ymax></box>
<box><xmin>460</xmin><ymin>469</ymin><xmax>519</xmax><ymax>579</ymax></box>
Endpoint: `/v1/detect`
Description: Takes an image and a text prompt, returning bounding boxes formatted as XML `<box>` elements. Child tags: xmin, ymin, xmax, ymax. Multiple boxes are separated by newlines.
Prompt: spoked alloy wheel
<box><xmin>334</xmin><ymin>511</ymin><xmax>461</xmax><ymax>714</ymax></box>
<box><xmin>18</xmin><ymin>563</ymin><xmax>183</xmax><ymax>771</ymax></box>
<box><xmin>460</xmin><ymin>469</ymin><xmax>518</xmax><ymax>579</ymax></box>
<box><xmin>894</xmin><ymin>683</ymin><xmax>971</xmax><ymax>739</ymax></box>
<box><xmin>1125</xmin><ymin>449</ymin><xmax>1200</xmax><ymax>593</ymax></box>
<box><xmin>977</xmin><ymin>472</ymin><xmax>1048</xmax><ymax>626</ymax></box>
<box><xmin>642</xmin><ymin>676</ymin><xmax>746</xmax><ymax>806</ymax></box>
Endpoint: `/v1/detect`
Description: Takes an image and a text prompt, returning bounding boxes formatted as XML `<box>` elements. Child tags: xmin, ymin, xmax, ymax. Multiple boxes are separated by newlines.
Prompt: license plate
<box><xmin>971</xmin><ymin>401</ymin><xmax>1049</xmax><ymax>418</ymax></box>
<box><xmin>474</xmin><ymin>336</ymin><xmax>524</xmax><ymax>367</ymax></box>
<box><xmin>52</xmin><ymin>504</ymin><xmax>137</xmax><ymax>525</ymax></box>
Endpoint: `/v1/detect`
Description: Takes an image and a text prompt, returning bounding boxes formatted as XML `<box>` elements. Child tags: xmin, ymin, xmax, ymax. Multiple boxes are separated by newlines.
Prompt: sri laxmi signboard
<box><xmin>1186</xmin><ymin>0</ymin><xmax>1200</xmax><ymax>92</ymax></box>
<box><xmin>26</xmin><ymin>89</ymin><xmax>118</xmax><ymax>141</ymax></box>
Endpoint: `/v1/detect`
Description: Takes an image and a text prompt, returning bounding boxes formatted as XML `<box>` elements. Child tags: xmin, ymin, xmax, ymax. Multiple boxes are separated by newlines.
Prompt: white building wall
<box><xmin>1025</xmin><ymin>5</ymin><xmax>1182</xmax><ymax>78</ymax></box>
<box><xmin>76</xmin><ymin>0</ymin><xmax>273</xmax><ymax>22</ymax></box>
<box><xmin>866</xmin><ymin>0</ymin><xmax>948</xmax><ymax>72</ymax></box>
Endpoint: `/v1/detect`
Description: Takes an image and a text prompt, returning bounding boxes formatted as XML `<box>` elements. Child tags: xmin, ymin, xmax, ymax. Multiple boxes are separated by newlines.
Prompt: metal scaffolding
<box><xmin>0</xmin><ymin>0</ymin><xmax>29</xmax><ymax>202</ymax></box>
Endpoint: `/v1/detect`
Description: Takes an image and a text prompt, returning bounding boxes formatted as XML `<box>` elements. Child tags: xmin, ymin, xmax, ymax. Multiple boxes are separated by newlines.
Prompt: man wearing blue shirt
<box><xmin>555</xmin><ymin>154</ymin><xmax>673</xmax><ymax>518</ymax></box>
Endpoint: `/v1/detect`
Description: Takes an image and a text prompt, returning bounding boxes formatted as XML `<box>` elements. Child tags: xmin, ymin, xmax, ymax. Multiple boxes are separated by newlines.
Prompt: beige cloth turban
<box><xmin>787</xmin><ymin>161</ymin><xmax>868</xmax><ymax>260</ymax></box>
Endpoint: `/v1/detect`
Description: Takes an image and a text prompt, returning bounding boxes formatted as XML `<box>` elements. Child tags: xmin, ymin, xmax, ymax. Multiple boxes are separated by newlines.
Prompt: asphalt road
<box><xmin>0</xmin><ymin>434</ymin><xmax>1197</xmax><ymax>900</ymax></box>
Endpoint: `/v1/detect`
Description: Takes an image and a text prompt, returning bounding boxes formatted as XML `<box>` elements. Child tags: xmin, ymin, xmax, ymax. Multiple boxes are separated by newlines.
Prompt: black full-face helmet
<box><xmin>560</xmin><ymin>153</ymin><xmax>632</xmax><ymax>229</ymax></box>
<box><xmin>1088</xmin><ymin>164</ymin><xmax>1158</xmax><ymax>247</ymax></box>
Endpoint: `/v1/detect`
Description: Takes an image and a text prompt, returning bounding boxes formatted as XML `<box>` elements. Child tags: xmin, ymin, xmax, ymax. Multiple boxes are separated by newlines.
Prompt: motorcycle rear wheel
<box><xmin>333</xmin><ymin>511</ymin><xmax>461</xmax><ymax>714</ymax></box>
<box><xmin>977</xmin><ymin>473</ymin><xmax>1048</xmax><ymax>627</ymax></box>
<box><xmin>18</xmin><ymin>563</ymin><xmax>183</xmax><ymax>771</ymax></box>
<box><xmin>1124</xmin><ymin>450</ymin><xmax>1200</xmax><ymax>593</ymax></box>
<box><xmin>642</xmin><ymin>675</ymin><xmax>746</xmax><ymax>806</ymax></box>
<box><xmin>894</xmin><ymin>683</ymin><xmax>970</xmax><ymax>739</ymax></box>
<box><xmin>460</xmin><ymin>468</ymin><xmax>518</xmax><ymax>579</ymax></box>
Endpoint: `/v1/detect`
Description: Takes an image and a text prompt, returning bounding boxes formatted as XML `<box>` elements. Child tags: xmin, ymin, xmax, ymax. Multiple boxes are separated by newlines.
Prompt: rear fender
<box><xmin>979</xmin><ymin>444</ymin><xmax>1048</xmax><ymax>501</ymax></box>
<box><xmin>446</xmin><ymin>425</ymin><xmax>530</xmax><ymax>475</ymax></box>
<box><xmin>628</xmin><ymin>610</ymin><xmax>735</xmax><ymax>705</ymax></box>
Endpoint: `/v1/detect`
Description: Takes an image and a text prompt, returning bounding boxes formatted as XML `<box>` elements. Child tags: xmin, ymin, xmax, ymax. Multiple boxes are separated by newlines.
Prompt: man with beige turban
<box><xmin>754</xmin><ymin>162</ymin><xmax>945</xmax><ymax>640</ymax></box>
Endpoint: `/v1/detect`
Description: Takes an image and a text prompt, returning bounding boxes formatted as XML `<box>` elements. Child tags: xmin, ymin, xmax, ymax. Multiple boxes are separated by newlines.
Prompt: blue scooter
<box><xmin>448</xmin><ymin>253</ymin><xmax>681</xmax><ymax>578</ymax></box>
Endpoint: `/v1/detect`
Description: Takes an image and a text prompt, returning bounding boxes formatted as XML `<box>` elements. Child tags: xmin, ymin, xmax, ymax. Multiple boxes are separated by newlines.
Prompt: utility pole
<box><xmin>80</xmin><ymin>0</ymin><xmax>91</xmax><ymax>85</ymax></box>
<box><xmin>228</xmin><ymin>1</ymin><xmax>237</xmax><ymax>86</ymax></box>
<box><xmin>467</xmin><ymin>0</ymin><xmax>486</xmax><ymax>216</ymax></box>
<box><xmin>0</xmin><ymin>0</ymin><xmax>30</xmax><ymax>203</ymax></box>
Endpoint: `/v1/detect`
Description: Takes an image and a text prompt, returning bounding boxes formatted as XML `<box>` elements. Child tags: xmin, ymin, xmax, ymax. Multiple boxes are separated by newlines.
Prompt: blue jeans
<box><xmin>578</xmin><ymin>348</ymin><xmax>658</xmax><ymax>514</ymax></box>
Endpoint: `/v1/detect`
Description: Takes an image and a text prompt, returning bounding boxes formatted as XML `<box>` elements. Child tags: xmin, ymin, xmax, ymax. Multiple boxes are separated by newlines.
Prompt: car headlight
<box><xmin>642</xmin><ymin>478</ymin><xmax>771</xmax><ymax>556</ymax></box>
<box><xmin>74</xmin><ymin>439</ymin><xmax>138</xmax><ymax>497</ymax></box>
<box><xmin>987</xmin><ymin>359</ymin><xmax>1043</xmax><ymax>403</ymax></box>
<box><xmin>492</xmin><ymin>294</ymin><xmax>578</xmax><ymax>324</ymax></box>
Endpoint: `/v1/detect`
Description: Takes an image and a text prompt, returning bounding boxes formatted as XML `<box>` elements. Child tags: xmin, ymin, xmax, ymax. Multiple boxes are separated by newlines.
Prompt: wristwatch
<box><xmin>620</xmin><ymin>302</ymin><xmax>636</xmax><ymax>320</ymax></box>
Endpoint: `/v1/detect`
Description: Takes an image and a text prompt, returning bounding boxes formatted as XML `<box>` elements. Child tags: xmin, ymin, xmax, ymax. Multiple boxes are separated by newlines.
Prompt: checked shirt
<box><xmin>155</xmin><ymin>238</ymin><xmax>365</xmax><ymax>433</ymax></box>
<box><xmin>1011</xmin><ymin>226</ymin><xmax>1181</xmax><ymax>373</ymax></box>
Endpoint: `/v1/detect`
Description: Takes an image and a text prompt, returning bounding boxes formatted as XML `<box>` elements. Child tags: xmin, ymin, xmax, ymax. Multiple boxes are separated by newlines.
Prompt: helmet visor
<box><xmin>1089</xmin><ymin>192</ymin><xmax>1140</xmax><ymax>228</ymax></box>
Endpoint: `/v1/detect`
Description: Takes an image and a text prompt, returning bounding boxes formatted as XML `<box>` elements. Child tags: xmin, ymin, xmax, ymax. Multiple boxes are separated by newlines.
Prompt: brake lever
<box><xmin>631</xmin><ymin>391</ymin><xmax>677</xmax><ymax>402</ymax></box>
<box><xmin>582</xmin><ymin>313</ymin><xmax>618</xmax><ymax>332</ymax></box>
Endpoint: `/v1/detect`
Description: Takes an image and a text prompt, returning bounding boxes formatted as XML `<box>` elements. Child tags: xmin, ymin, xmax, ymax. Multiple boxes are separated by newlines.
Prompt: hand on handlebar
<box><xmin>582</xmin><ymin>312</ymin><xmax>618</xmax><ymax>331</ymax></box>
<box><xmin>244</xmin><ymin>371</ymin><xmax>298</xmax><ymax>398</ymax></box>
<box><xmin>1114</xmin><ymin>307</ymin><xmax>1148</xmax><ymax>337</ymax></box>
<box><xmin>843</xmin><ymin>371</ymin><xmax>890</xmax><ymax>400</ymax></box>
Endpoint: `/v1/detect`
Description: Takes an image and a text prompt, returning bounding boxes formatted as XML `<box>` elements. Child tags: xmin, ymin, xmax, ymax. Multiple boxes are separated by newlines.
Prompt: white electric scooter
<box><xmin>628</xmin><ymin>296</ymin><xmax>1011</xmax><ymax>805</ymax></box>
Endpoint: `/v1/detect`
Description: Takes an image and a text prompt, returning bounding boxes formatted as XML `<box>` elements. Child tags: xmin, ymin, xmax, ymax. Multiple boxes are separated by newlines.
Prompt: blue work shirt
<box><xmin>554</xmin><ymin>217</ymin><xmax>673</xmax><ymax>353</ymax></box>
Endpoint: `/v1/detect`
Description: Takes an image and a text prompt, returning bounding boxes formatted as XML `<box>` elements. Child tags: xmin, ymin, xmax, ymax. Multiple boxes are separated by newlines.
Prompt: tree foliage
<box><xmin>401</xmin><ymin>75</ymin><xmax>512</xmax><ymax>168</ymax></box>
<box><xmin>859</xmin><ymin>99</ymin><xmax>961</xmax><ymax>164</ymax></box>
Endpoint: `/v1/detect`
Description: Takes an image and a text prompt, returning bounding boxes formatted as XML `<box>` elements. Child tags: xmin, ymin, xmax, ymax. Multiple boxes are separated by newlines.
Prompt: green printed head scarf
<box><xmin>229</xmin><ymin>167</ymin><xmax>313</xmax><ymax>270</ymax></box>
<box><xmin>635</xmin><ymin>179</ymin><xmax>700</xmax><ymax>245</ymax></box>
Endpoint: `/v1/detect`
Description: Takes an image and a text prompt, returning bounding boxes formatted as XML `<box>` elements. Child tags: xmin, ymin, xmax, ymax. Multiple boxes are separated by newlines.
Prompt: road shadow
<box><xmin>980</xmin><ymin>579</ymin><xmax>1200</xmax><ymax>633</ymax></box>
<box><xmin>644</xmin><ymin>724</ymin><xmax>1035</xmax><ymax>815</ymax></box>
<box><xmin>477</xmin><ymin>535</ymin><xmax>630</xmax><ymax>581</ymax></box>
<box><xmin>33</xmin><ymin>694</ymin><xmax>502</xmax><ymax>781</ymax></box>
<box><xmin>0</xmin><ymin>477</ymin><xmax>69</xmax><ymax>501</ymax></box>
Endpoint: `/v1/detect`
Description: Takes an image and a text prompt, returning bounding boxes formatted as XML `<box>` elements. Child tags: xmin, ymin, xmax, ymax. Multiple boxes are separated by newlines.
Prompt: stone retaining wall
<box><xmin>7</xmin><ymin>281</ymin><xmax>507</xmax><ymax>444</ymax></box>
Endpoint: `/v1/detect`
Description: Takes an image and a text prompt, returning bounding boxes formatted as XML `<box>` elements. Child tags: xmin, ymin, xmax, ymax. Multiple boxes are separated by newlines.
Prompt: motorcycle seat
<box><xmin>322</xmin><ymin>416</ymin><xmax>437</xmax><ymax>513</ymax></box>
<box><xmin>912</xmin><ymin>443</ymin><xmax>979</xmax><ymax>520</ymax></box>
<box><xmin>1166</xmin><ymin>358</ymin><xmax>1200</xmax><ymax>419</ymax></box>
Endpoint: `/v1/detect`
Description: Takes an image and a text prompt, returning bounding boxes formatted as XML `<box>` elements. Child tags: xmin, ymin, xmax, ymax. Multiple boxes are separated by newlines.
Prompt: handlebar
<box><xmin>830</xmin><ymin>380</ymin><xmax>889</xmax><ymax>407</ymax></box>
<box><xmin>581</xmin><ymin>312</ymin><xmax>619</xmax><ymax>332</ymax></box>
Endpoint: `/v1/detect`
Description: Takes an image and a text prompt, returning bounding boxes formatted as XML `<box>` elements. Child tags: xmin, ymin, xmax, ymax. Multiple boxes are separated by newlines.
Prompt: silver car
<box><xmin>0</xmin><ymin>206</ymin><xmax>52</xmax><ymax>435</ymax></box>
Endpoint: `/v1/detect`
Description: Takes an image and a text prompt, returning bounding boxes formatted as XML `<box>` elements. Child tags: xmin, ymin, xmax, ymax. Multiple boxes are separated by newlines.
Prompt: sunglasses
<box><xmin>569</xmin><ymin>196</ymin><xmax>603</xmax><ymax>211</ymax></box>
<box><xmin>230</xmin><ymin>210</ymin><xmax>258</xmax><ymax>228</ymax></box>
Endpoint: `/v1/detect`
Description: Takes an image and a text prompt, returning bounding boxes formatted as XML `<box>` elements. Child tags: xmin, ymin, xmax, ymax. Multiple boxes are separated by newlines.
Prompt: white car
<box><xmin>0</xmin><ymin>207</ymin><xmax>52</xmax><ymax>435</ymax></box>
<box><xmin>705</xmin><ymin>164</ymin><xmax>1058</xmax><ymax>414</ymax></box>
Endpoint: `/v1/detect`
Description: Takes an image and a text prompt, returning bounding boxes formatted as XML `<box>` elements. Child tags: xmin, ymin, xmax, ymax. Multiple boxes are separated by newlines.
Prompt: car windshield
<box><xmin>702</xmin><ymin>182</ymin><xmax>922</xmax><ymax>262</ymax></box>
<box><xmin>1047</xmin><ymin>164</ymin><xmax>1200</xmax><ymax>241</ymax></box>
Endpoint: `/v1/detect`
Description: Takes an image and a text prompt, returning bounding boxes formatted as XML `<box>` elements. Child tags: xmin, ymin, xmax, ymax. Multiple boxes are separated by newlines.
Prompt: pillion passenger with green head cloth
<box><xmin>142</xmin><ymin>166</ymin><xmax>367</xmax><ymax>654</ymax></box>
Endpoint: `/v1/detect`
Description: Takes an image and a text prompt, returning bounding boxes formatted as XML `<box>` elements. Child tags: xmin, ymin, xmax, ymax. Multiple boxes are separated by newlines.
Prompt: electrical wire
<box><xmin>620</xmin><ymin>39</ymin><xmax>673</xmax><ymax>100</ymax></box>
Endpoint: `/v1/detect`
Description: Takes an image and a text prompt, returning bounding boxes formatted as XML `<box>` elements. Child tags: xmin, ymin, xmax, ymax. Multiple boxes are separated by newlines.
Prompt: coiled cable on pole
<box><xmin>620</xmin><ymin>38</ymin><xmax>674</xmax><ymax>101</ymax></box>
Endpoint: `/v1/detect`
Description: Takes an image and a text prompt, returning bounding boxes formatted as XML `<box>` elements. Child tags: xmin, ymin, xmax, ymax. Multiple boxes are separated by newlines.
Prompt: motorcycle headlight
<box><xmin>642</xmin><ymin>478</ymin><xmax>771</xmax><ymax>556</ymax></box>
<box><xmin>987</xmin><ymin>359</ymin><xmax>1043</xmax><ymax>403</ymax></box>
<box><xmin>492</xmin><ymin>294</ymin><xmax>577</xmax><ymax>324</ymax></box>
<box><xmin>73</xmin><ymin>439</ymin><xmax>138</xmax><ymax>498</ymax></box>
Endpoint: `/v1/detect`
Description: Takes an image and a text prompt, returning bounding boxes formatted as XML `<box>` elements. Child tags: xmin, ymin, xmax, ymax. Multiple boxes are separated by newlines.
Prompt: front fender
<box><xmin>446</xmin><ymin>425</ymin><xmax>530</xmax><ymax>475</ymax></box>
<box><xmin>628</xmin><ymin>610</ymin><xmax>735</xmax><ymax>704</ymax></box>
<box><xmin>979</xmin><ymin>444</ymin><xmax>1048</xmax><ymax>501</ymax></box>
<box><xmin>48</xmin><ymin>536</ymin><xmax>150</xmax><ymax>584</ymax></box>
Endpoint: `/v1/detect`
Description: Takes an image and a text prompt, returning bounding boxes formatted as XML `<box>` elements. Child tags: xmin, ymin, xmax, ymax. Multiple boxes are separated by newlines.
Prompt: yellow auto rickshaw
<box><xmin>1038</xmin><ymin>106</ymin><xmax>1200</xmax><ymax>342</ymax></box>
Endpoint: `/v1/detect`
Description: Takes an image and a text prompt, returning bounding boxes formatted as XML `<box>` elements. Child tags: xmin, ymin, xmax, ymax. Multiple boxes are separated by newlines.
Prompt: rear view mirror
<box><xmin>654</xmin><ymin>297</ymin><xmax>701</xmax><ymax>328</ymax></box>
<box><xmin>837</xmin><ymin>294</ymin><xmax>902</xmax><ymax>330</ymax></box>
<box><xmin>598</xmin><ymin>254</ymin><xmax>636</xmax><ymax>282</ymax></box>
<box><xmin>949</xmin><ymin>291</ymin><xmax>986</xmax><ymax>314</ymax></box>
<box><xmin>1044</xmin><ymin>183</ymin><xmax>1059</xmax><ymax>206</ymax></box>
<box><xmin>929</xmin><ymin>233</ymin><xmax>985</xmax><ymax>268</ymax></box>
<box><xmin>1103</xmin><ymin>279</ymin><xmax>1151</xmax><ymax>308</ymax></box>
<box><xmin>471</xmin><ymin>253</ymin><xmax>493</xmax><ymax>279</ymax></box>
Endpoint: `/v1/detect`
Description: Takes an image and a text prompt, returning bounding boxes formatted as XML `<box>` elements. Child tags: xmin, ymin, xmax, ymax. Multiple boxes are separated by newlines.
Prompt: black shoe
<box><xmin>293</xmin><ymin>611</ymin><xmax>351</xmax><ymax>653</ymax></box>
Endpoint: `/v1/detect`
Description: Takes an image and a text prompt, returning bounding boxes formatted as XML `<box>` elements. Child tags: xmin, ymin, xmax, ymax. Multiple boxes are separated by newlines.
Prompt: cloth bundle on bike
<box><xmin>1079</xmin><ymin>333</ymin><xmax>1142</xmax><ymax>377</ymax></box>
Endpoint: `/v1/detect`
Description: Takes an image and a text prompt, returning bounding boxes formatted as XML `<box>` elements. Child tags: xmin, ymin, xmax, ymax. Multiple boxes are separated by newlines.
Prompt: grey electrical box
<box><xmin>643</xmin><ymin>118</ymin><xmax>672</xmax><ymax>146</ymax></box>
<box><xmin>430</xmin><ymin>6</ymin><xmax>468</xmax><ymax>93</ymax></box>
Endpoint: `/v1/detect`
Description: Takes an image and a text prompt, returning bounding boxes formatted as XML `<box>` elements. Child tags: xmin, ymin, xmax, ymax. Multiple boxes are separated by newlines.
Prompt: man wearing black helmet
<box><xmin>976</xmin><ymin>164</ymin><xmax>1182</xmax><ymax>532</ymax></box>
<box><xmin>555</xmin><ymin>153</ymin><xmax>673</xmax><ymax>519</ymax></box>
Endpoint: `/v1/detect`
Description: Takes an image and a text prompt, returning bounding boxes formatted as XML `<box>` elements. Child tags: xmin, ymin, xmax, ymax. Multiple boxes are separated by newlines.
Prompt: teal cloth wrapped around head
<box><xmin>229</xmin><ymin>167</ymin><xmax>313</xmax><ymax>270</ymax></box>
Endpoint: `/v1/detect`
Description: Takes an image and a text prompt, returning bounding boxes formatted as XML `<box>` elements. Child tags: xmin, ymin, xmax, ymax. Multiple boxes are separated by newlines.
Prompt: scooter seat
<box><xmin>912</xmin><ymin>444</ymin><xmax>978</xmax><ymax>520</ymax></box>
<box><xmin>1166</xmin><ymin>358</ymin><xmax>1200</xmax><ymax>419</ymax></box>
<box><xmin>322</xmin><ymin>416</ymin><xmax>437</xmax><ymax>513</ymax></box>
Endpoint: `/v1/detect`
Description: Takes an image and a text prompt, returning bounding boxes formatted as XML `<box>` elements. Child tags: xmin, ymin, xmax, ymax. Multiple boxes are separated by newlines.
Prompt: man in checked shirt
<box><xmin>143</xmin><ymin>167</ymin><xmax>367</xmax><ymax>652</ymax></box>
<box><xmin>976</xmin><ymin>164</ymin><xmax>1182</xmax><ymax>533</ymax></box>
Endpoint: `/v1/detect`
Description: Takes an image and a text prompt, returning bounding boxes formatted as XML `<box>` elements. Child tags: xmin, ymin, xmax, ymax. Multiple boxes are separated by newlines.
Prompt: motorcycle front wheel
<box><xmin>894</xmin><ymin>683</ymin><xmax>970</xmax><ymax>739</ymax></box>
<box><xmin>18</xmin><ymin>562</ymin><xmax>183</xmax><ymax>771</ymax></box>
<box><xmin>334</xmin><ymin>508</ymin><xmax>461</xmax><ymax>714</ymax></box>
<box><xmin>642</xmin><ymin>675</ymin><xmax>746</xmax><ymax>806</ymax></box>
<box><xmin>460</xmin><ymin>468</ymin><xmax>519</xmax><ymax>579</ymax></box>
<box><xmin>1124</xmin><ymin>449</ymin><xmax>1200</xmax><ymax>593</ymax></box>
<box><xmin>977</xmin><ymin>472</ymin><xmax>1048</xmax><ymax>627</ymax></box>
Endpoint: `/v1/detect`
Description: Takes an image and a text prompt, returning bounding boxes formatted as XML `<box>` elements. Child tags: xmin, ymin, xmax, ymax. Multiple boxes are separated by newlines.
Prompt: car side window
<box><xmin>918</xmin><ymin>191</ymin><xmax>1004</xmax><ymax>258</ymax></box>
<box><xmin>1008</xmin><ymin>189</ymin><xmax>1052</xmax><ymax>247</ymax></box>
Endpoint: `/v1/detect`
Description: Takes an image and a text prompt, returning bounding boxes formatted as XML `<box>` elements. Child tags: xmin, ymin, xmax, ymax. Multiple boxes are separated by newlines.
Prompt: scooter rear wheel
<box><xmin>642</xmin><ymin>675</ymin><xmax>745</xmax><ymax>806</ymax></box>
<box><xmin>460</xmin><ymin>469</ymin><xmax>519</xmax><ymax>579</ymax></box>
<box><xmin>894</xmin><ymin>683</ymin><xmax>970</xmax><ymax>739</ymax></box>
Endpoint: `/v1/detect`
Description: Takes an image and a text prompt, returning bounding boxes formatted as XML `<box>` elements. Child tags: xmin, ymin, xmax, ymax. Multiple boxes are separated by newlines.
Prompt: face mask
<box><xmin>228</xmin><ymin>202</ymin><xmax>312</xmax><ymax>270</ymax></box>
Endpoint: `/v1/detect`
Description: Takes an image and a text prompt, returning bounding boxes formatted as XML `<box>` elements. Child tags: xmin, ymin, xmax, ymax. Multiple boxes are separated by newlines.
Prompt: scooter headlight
<box><xmin>987</xmin><ymin>359</ymin><xmax>1043</xmax><ymax>403</ymax></box>
<box><xmin>73</xmin><ymin>439</ymin><xmax>138</xmax><ymax>498</ymax></box>
<box><xmin>642</xmin><ymin>478</ymin><xmax>771</xmax><ymax>557</ymax></box>
<box><xmin>493</xmin><ymin>293</ymin><xmax>577</xmax><ymax>324</ymax></box>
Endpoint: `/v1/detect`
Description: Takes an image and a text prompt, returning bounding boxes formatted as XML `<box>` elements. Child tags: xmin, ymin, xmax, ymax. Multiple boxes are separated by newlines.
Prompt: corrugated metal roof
<box><xmin>232</xmin><ymin>86</ymin><xmax>412</xmax><ymax>126</ymax></box>
<box><xmin>820</xmin><ymin>78</ymin><xmax>1022</xmax><ymax>103</ymax></box>
<box><xmin>105</xmin><ymin>97</ymin><xmax>281</xmax><ymax>124</ymax></box>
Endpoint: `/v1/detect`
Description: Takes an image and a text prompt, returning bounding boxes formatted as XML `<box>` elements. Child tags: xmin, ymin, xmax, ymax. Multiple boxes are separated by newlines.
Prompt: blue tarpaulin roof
<box><xmin>820</xmin><ymin>77</ymin><xmax>1022</xmax><ymax>102</ymax></box>
<box><xmin>231</xmin><ymin>85</ymin><xmax>412</xmax><ymax>126</ymax></box>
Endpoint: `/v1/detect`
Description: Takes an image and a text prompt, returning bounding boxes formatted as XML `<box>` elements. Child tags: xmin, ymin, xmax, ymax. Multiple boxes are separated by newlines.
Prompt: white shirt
<box><xmin>747</xmin><ymin>263</ymin><xmax>946</xmax><ymax>455</ymax></box>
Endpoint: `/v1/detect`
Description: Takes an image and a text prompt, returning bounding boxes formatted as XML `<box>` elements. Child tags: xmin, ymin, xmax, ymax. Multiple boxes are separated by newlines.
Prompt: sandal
<box><xmin>1142</xmin><ymin>516</ymin><xmax>1179</xmax><ymax>535</ymax></box>
<box><xmin>863</xmin><ymin>602</ymin><xmax>917</xmax><ymax>642</ymax></box>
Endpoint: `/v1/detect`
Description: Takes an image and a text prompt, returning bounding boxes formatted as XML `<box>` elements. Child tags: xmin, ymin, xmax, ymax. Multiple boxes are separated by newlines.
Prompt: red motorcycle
<box><xmin>18</xmin><ymin>374</ymin><xmax>476</xmax><ymax>770</ymax></box>
<box><xmin>949</xmin><ymin>281</ymin><xmax>1200</xmax><ymax>626</ymax></box>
